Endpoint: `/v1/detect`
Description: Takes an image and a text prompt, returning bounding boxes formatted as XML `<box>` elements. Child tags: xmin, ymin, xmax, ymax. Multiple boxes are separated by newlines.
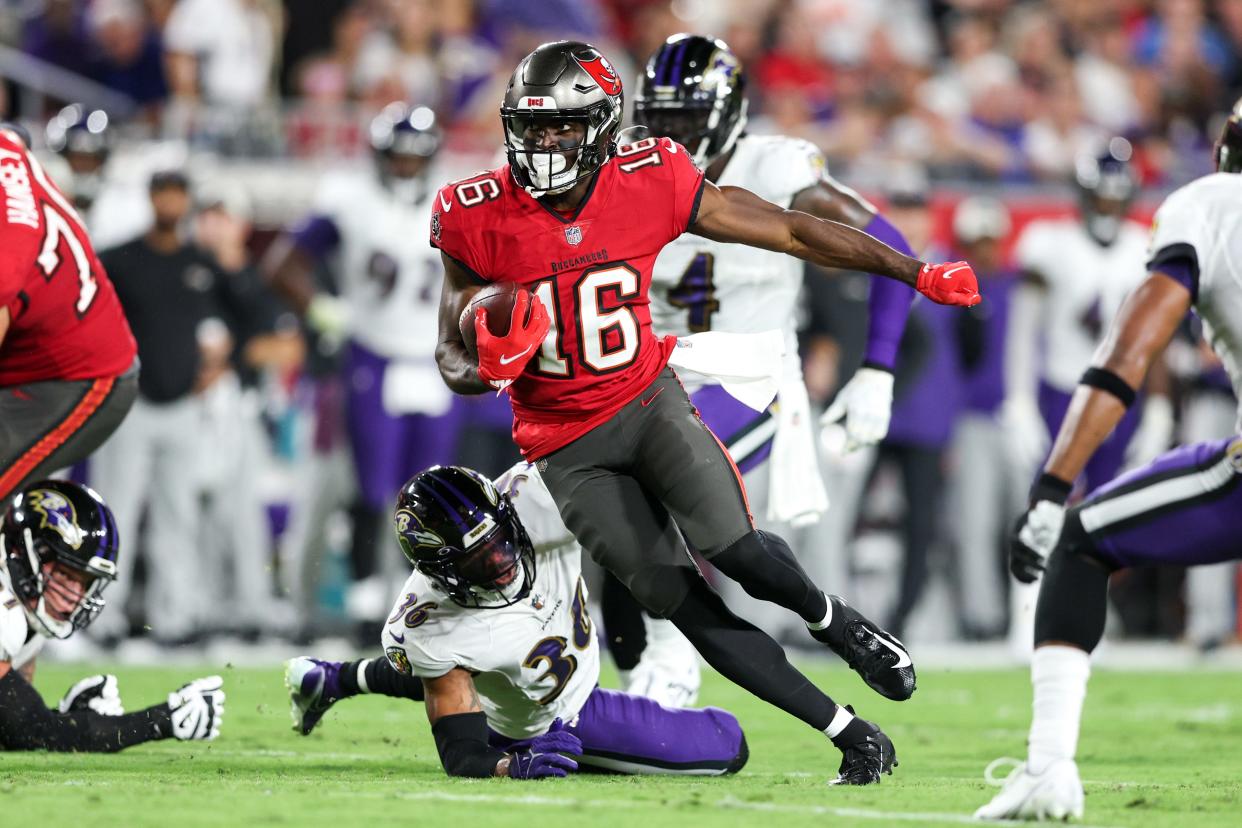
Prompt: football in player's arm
<box><xmin>0</xmin><ymin>481</ymin><xmax>224</xmax><ymax>752</ymax></box>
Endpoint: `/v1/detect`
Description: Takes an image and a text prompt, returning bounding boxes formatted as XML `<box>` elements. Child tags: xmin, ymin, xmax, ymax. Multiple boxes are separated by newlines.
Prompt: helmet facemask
<box><xmin>503</xmin><ymin>107</ymin><xmax>617</xmax><ymax>196</ymax></box>
<box><xmin>410</xmin><ymin>500</ymin><xmax>536</xmax><ymax>609</ymax></box>
<box><xmin>1</xmin><ymin>528</ymin><xmax>113</xmax><ymax>639</ymax></box>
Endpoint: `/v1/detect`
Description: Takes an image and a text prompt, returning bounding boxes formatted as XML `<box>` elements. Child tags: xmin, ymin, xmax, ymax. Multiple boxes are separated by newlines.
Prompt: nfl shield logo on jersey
<box><xmin>564</xmin><ymin>225</ymin><xmax>583</xmax><ymax>246</ymax></box>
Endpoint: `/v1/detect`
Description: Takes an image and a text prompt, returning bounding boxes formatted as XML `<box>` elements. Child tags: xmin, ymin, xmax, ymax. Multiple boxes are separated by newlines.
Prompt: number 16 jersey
<box><xmin>431</xmin><ymin>137</ymin><xmax>705</xmax><ymax>459</ymax></box>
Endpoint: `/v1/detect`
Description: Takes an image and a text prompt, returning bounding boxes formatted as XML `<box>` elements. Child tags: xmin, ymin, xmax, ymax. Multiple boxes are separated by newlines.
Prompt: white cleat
<box><xmin>624</xmin><ymin>617</ymin><xmax>701</xmax><ymax>707</ymax></box>
<box><xmin>974</xmin><ymin>758</ymin><xmax>1084</xmax><ymax>821</ymax></box>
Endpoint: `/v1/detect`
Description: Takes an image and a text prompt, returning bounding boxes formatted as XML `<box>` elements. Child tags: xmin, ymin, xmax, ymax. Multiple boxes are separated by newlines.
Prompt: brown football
<box><xmin>459</xmin><ymin>282</ymin><xmax>525</xmax><ymax>355</ymax></box>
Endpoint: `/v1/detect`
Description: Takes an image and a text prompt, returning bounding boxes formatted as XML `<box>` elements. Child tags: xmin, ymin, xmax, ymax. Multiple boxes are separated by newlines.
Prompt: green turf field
<box><xmin>5</xmin><ymin>661</ymin><xmax>1240</xmax><ymax>827</ymax></box>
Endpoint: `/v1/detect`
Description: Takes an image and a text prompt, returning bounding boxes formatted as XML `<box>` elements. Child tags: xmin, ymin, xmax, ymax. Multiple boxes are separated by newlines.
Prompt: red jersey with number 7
<box><xmin>0</xmin><ymin>130</ymin><xmax>135</xmax><ymax>387</ymax></box>
<box><xmin>432</xmin><ymin>137</ymin><xmax>705</xmax><ymax>459</ymax></box>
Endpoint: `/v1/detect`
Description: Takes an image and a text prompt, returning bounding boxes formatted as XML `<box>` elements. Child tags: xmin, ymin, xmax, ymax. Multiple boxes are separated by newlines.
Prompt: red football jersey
<box><xmin>432</xmin><ymin>137</ymin><xmax>705</xmax><ymax>459</ymax></box>
<box><xmin>0</xmin><ymin>130</ymin><xmax>136</xmax><ymax>387</ymax></box>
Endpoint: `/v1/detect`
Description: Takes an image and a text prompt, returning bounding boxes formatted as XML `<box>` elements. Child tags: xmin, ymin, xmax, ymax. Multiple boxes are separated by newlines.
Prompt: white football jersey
<box><xmin>0</xmin><ymin>577</ymin><xmax>44</xmax><ymax>671</ymax></box>
<box><xmin>311</xmin><ymin>170</ymin><xmax>443</xmax><ymax>360</ymax></box>
<box><xmin>650</xmin><ymin>134</ymin><xmax>825</xmax><ymax>389</ymax></box>
<box><xmin>1015</xmin><ymin>217</ymin><xmax>1149</xmax><ymax>392</ymax></box>
<box><xmin>380</xmin><ymin>463</ymin><xmax>599</xmax><ymax>740</ymax></box>
<box><xmin>1149</xmin><ymin>172</ymin><xmax>1242</xmax><ymax>428</ymax></box>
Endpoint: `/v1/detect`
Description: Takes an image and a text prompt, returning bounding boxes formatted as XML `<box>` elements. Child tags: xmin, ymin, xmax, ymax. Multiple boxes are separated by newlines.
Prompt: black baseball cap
<box><xmin>149</xmin><ymin>169</ymin><xmax>189</xmax><ymax>192</ymax></box>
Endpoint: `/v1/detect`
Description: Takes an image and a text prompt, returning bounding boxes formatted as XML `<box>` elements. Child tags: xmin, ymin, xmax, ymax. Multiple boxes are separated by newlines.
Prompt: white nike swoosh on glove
<box><xmin>499</xmin><ymin>345</ymin><xmax>533</xmax><ymax>365</ymax></box>
<box><xmin>874</xmin><ymin>633</ymin><xmax>912</xmax><ymax>668</ymax></box>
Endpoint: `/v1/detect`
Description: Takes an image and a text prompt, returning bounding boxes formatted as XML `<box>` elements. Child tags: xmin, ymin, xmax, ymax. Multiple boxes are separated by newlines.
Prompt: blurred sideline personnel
<box><xmin>89</xmin><ymin>171</ymin><xmax>271</xmax><ymax>645</ymax></box>
<box><xmin>944</xmin><ymin>197</ymin><xmax>1022</xmax><ymax>640</ymax></box>
<box><xmin>597</xmin><ymin>33</ymin><xmax>917</xmax><ymax>673</ymax></box>
<box><xmin>0</xmin><ymin>126</ymin><xmax>138</xmax><ymax>502</ymax></box>
<box><xmin>264</xmin><ymin>104</ymin><xmax>458</xmax><ymax>638</ymax></box>
<box><xmin>434</xmin><ymin>41</ymin><xmax>980</xmax><ymax>783</ymax></box>
<box><xmin>285</xmin><ymin>465</ymin><xmax>742</xmax><ymax>778</ymax></box>
<box><xmin>1002</xmin><ymin>142</ymin><xmax>1169</xmax><ymax>653</ymax></box>
<box><xmin>977</xmin><ymin>103</ymin><xmax>1242</xmax><ymax>821</ymax></box>
<box><xmin>0</xmin><ymin>480</ymin><xmax>224</xmax><ymax>750</ymax></box>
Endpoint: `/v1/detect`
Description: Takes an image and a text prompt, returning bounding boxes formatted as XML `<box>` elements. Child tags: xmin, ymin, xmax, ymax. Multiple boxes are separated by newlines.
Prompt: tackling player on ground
<box><xmin>601</xmin><ymin>33</ymin><xmax>919</xmax><ymax>691</ymax></box>
<box><xmin>0</xmin><ymin>480</ymin><xmax>224</xmax><ymax>751</ymax></box>
<box><xmin>286</xmin><ymin>464</ymin><xmax>747</xmax><ymax>779</ymax></box>
<box><xmin>976</xmin><ymin>101</ymin><xmax>1242</xmax><ymax>821</ymax></box>
<box><xmin>433</xmin><ymin>40</ymin><xmax>980</xmax><ymax>783</ymax></box>
<box><xmin>0</xmin><ymin>126</ymin><xmax>138</xmax><ymax>501</ymax></box>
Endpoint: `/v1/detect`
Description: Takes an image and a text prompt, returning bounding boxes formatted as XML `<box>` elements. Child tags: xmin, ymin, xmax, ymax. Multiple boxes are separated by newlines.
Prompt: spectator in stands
<box><xmin>87</xmin><ymin>0</ymin><xmax>168</xmax><ymax>113</ymax></box>
<box><xmin>164</xmin><ymin>0</ymin><xmax>276</xmax><ymax>108</ymax></box>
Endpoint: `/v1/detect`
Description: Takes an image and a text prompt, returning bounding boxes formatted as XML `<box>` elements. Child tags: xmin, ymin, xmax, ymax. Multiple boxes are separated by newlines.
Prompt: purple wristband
<box><xmin>861</xmin><ymin>213</ymin><xmax>916</xmax><ymax>370</ymax></box>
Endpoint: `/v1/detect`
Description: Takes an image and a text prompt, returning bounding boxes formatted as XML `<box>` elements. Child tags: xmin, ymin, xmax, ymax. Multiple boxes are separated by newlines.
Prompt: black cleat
<box><xmin>810</xmin><ymin>595</ymin><xmax>916</xmax><ymax>701</ymax></box>
<box><xmin>829</xmin><ymin>707</ymin><xmax>897</xmax><ymax>786</ymax></box>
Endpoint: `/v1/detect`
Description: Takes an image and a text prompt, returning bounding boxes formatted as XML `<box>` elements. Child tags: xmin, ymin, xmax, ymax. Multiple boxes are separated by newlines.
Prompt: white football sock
<box><xmin>1027</xmin><ymin>645</ymin><xmax>1090</xmax><ymax>774</ymax></box>
<box><xmin>806</xmin><ymin>594</ymin><xmax>833</xmax><ymax>631</ymax></box>
<box><xmin>823</xmin><ymin>704</ymin><xmax>855</xmax><ymax>739</ymax></box>
<box><xmin>356</xmin><ymin>659</ymin><xmax>372</xmax><ymax>694</ymax></box>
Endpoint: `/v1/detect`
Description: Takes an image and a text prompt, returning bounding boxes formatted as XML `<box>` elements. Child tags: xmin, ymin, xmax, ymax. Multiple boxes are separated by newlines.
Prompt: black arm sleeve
<box><xmin>0</xmin><ymin>671</ymin><xmax>172</xmax><ymax>752</ymax></box>
<box><xmin>430</xmin><ymin>711</ymin><xmax>507</xmax><ymax>778</ymax></box>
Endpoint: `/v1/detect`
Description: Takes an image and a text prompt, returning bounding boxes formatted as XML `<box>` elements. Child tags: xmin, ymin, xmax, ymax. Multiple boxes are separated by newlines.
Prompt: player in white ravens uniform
<box><xmin>1004</xmin><ymin>141</ymin><xmax>1166</xmax><ymax>486</ymax></box>
<box><xmin>1002</xmin><ymin>142</ymin><xmax>1171</xmax><ymax>652</ymax></box>
<box><xmin>264</xmin><ymin>104</ymin><xmax>459</xmax><ymax>633</ymax></box>
<box><xmin>285</xmin><ymin>465</ymin><xmax>748</xmax><ymax>779</ymax></box>
<box><xmin>976</xmin><ymin>102</ymin><xmax>1242</xmax><ymax>821</ymax></box>
<box><xmin>595</xmin><ymin>34</ymin><xmax>917</xmax><ymax>678</ymax></box>
<box><xmin>0</xmin><ymin>480</ymin><xmax>224</xmax><ymax>750</ymax></box>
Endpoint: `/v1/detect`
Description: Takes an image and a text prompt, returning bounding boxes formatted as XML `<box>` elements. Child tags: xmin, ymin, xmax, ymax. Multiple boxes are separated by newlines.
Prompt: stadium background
<box><xmin>3</xmin><ymin>1</ymin><xmax>1242</xmax><ymax>824</ymax></box>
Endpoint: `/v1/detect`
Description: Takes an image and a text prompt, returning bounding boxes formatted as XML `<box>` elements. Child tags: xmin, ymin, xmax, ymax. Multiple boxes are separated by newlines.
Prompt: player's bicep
<box><xmin>1093</xmin><ymin>272</ymin><xmax>1193</xmax><ymax>388</ymax></box>
<box><xmin>422</xmin><ymin>667</ymin><xmax>484</xmax><ymax>726</ymax></box>
<box><xmin>689</xmin><ymin>183</ymin><xmax>794</xmax><ymax>250</ymax></box>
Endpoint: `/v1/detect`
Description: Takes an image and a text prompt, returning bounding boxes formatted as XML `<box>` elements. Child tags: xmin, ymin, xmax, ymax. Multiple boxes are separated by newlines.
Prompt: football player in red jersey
<box><xmin>0</xmin><ymin>127</ymin><xmax>138</xmax><ymax>501</ymax></box>
<box><xmin>432</xmin><ymin>41</ymin><xmax>980</xmax><ymax>784</ymax></box>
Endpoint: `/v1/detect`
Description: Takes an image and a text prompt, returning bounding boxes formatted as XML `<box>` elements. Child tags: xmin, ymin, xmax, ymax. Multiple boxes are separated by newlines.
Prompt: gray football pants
<box><xmin>538</xmin><ymin>369</ymin><xmax>754</xmax><ymax>617</ymax></box>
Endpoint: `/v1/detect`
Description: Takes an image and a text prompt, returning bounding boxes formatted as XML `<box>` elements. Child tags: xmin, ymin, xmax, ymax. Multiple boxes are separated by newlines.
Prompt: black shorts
<box><xmin>538</xmin><ymin>368</ymin><xmax>754</xmax><ymax>616</ymax></box>
<box><xmin>0</xmin><ymin>360</ymin><xmax>139</xmax><ymax>501</ymax></box>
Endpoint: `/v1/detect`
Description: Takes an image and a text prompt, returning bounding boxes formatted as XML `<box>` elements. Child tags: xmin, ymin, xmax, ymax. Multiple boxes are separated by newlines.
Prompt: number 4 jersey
<box><xmin>431</xmin><ymin>137</ymin><xmax>705</xmax><ymax>459</ymax></box>
<box><xmin>380</xmin><ymin>462</ymin><xmax>600</xmax><ymax>739</ymax></box>
<box><xmin>0</xmin><ymin>130</ymin><xmax>135</xmax><ymax>387</ymax></box>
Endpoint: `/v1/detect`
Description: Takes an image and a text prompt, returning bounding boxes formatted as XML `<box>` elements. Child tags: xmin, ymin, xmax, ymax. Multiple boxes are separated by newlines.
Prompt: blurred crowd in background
<box><xmin>1</xmin><ymin>0</ymin><xmax>1238</xmax><ymax>654</ymax></box>
<box><xmin>6</xmin><ymin>0</ymin><xmax>1242</xmax><ymax>183</ymax></box>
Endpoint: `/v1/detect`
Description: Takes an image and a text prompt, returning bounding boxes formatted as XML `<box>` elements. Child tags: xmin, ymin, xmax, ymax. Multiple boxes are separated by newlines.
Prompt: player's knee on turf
<box><xmin>1034</xmin><ymin>508</ymin><xmax>1114</xmax><ymax>654</ymax></box>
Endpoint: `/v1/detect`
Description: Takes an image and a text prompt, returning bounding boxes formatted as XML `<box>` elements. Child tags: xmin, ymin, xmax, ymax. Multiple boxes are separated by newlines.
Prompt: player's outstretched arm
<box><xmin>1042</xmin><ymin>272</ymin><xmax>1191</xmax><ymax>485</ymax></box>
<box><xmin>434</xmin><ymin>254</ymin><xmax>490</xmax><ymax>395</ymax></box>
<box><xmin>424</xmin><ymin>667</ymin><xmax>581</xmax><ymax>779</ymax></box>
<box><xmin>0</xmin><ymin>665</ymin><xmax>218</xmax><ymax>752</ymax></box>
<box><xmin>689</xmin><ymin>181</ymin><xmax>980</xmax><ymax>306</ymax></box>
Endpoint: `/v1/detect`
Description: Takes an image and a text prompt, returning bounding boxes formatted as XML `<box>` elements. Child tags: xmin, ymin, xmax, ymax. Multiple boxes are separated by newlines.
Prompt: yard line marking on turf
<box><xmin>329</xmin><ymin>788</ymin><xmax>1126</xmax><ymax>828</ymax></box>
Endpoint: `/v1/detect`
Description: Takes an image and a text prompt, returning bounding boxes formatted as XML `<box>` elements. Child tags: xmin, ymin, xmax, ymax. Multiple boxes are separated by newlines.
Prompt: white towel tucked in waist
<box><xmin>666</xmin><ymin>330</ymin><xmax>783</xmax><ymax>412</ymax></box>
<box><xmin>768</xmin><ymin>376</ymin><xmax>830</xmax><ymax>527</ymax></box>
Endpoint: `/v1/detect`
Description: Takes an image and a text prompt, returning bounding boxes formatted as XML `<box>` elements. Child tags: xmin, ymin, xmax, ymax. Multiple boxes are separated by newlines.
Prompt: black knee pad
<box><xmin>624</xmin><ymin>564</ymin><xmax>698</xmax><ymax>619</ymax></box>
<box><xmin>1033</xmin><ymin>509</ymin><xmax>1112</xmax><ymax>653</ymax></box>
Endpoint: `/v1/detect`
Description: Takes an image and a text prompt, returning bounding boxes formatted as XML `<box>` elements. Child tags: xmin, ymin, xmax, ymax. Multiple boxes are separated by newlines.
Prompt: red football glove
<box><xmin>474</xmin><ymin>290</ymin><xmax>551</xmax><ymax>391</ymax></box>
<box><xmin>915</xmin><ymin>261</ymin><xmax>982</xmax><ymax>307</ymax></box>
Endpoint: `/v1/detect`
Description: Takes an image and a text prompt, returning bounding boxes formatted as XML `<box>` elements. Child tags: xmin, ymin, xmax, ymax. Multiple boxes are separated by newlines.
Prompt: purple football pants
<box><xmin>1038</xmin><ymin>381</ymin><xmax>1142</xmax><ymax>493</ymax></box>
<box><xmin>344</xmin><ymin>341</ymin><xmax>464</xmax><ymax>509</ymax></box>
<box><xmin>690</xmin><ymin>384</ymin><xmax>774</xmax><ymax>475</ymax></box>
<box><xmin>1077</xmin><ymin>436</ymin><xmax>1242</xmax><ymax>570</ymax></box>
<box><xmin>490</xmin><ymin>687</ymin><xmax>747</xmax><ymax>776</ymax></box>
